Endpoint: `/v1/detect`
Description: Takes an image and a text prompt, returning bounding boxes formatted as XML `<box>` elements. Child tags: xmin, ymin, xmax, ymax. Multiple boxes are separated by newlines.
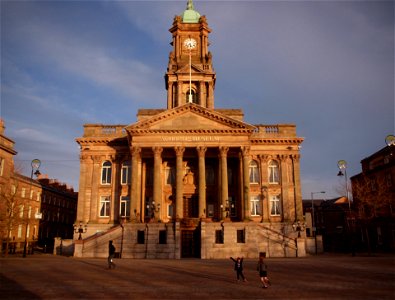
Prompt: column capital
<box><xmin>219</xmin><ymin>146</ymin><xmax>229</xmax><ymax>157</ymax></box>
<box><xmin>196</xmin><ymin>146</ymin><xmax>207</xmax><ymax>157</ymax></box>
<box><xmin>291</xmin><ymin>154</ymin><xmax>301</xmax><ymax>162</ymax></box>
<box><xmin>152</xmin><ymin>146</ymin><xmax>163</xmax><ymax>156</ymax></box>
<box><xmin>174</xmin><ymin>146</ymin><xmax>185</xmax><ymax>157</ymax></box>
<box><xmin>241</xmin><ymin>146</ymin><xmax>250</xmax><ymax>157</ymax></box>
<box><xmin>131</xmin><ymin>146</ymin><xmax>141</xmax><ymax>156</ymax></box>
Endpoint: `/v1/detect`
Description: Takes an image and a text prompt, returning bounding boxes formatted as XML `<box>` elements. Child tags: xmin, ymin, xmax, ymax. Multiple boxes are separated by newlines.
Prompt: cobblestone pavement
<box><xmin>1</xmin><ymin>253</ymin><xmax>394</xmax><ymax>299</ymax></box>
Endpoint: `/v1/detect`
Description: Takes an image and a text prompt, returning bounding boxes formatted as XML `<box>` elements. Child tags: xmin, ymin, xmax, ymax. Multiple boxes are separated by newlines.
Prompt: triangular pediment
<box><xmin>125</xmin><ymin>103</ymin><xmax>255</xmax><ymax>134</ymax></box>
<box><xmin>176</xmin><ymin>63</ymin><xmax>204</xmax><ymax>74</ymax></box>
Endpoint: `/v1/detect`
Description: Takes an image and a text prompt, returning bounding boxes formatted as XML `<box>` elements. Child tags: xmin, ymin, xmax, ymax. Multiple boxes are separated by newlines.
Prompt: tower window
<box><xmin>186</xmin><ymin>89</ymin><xmax>198</xmax><ymax>104</ymax></box>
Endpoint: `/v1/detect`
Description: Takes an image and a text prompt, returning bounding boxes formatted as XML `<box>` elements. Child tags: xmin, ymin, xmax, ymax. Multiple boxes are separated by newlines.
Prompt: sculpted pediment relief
<box><xmin>125</xmin><ymin>103</ymin><xmax>255</xmax><ymax>134</ymax></box>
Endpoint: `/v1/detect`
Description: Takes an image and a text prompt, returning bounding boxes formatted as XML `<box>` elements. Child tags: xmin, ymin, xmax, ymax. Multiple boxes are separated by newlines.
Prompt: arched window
<box><xmin>268</xmin><ymin>160</ymin><xmax>279</xmax><ymax>184</ymax></box>
<box><xmin>249</xmin><ymin>160</ymin><xmax>260</xmax><ymax>184</ymax></box>
<box><xmin>101</xmin><ymin>161</ymin><xmax>112</xmax><ymax>185</ymax></box>
<box><xmin>186</xmin><ymin>89</ymin><xmax>198</xmax><ymax>104</ymax></box>
<box><xmin>121</xmin><ymin>161</ymin><xmax>131</xmax><ymax>185</ymax></box>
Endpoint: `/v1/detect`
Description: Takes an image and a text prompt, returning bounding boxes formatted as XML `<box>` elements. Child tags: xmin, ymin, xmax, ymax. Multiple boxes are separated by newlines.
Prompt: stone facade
<box><xmin>74</xmin><ymin>1</ymin><xmax>305</xmax><ymax>258</ymax></box>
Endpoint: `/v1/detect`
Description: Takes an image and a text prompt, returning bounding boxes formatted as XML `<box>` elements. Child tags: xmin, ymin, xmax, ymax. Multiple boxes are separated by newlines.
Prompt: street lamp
<box><xmin>74</xmin><ymin>221</ymin><xmax>87</xmax><ymax>240</ymax></box>
<box><xmin>292</xmin><ymin>220</ymin><xmax>306</xmax><ymax>258</ymax></box>
<box><xmin>337</xmin><ymin>160</ymin><xmax>351</xmax><ymax>211</ymax></box>
<box><xmin>23</xmin><ymin>159</ymin><xmax>41</xmax><ymax>258</ymax></box>
<box><xmin>31</xmin><ymin>159</ymin><xmax>41</xmax><ymax>179</ymax></box>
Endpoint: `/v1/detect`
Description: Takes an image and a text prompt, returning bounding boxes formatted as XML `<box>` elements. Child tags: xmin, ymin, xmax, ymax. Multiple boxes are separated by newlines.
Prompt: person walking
<box><xmin>108</xmin><ymin>240</ymin><xmax>116</xmax><ymax>269</ymax></box>
<box><xmin>230</xmin><ymin>256</ymin><xmax>247</xmax><ymax>282</ymax></box>
<box><xmin>257</xmin><ymin>254</ymin><xmax>270</xmax><ymax>288</ymax></box>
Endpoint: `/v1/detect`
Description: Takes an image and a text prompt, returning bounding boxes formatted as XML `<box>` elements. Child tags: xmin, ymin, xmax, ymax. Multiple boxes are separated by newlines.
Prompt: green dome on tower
<box><xmin>182</xmin><ymin>0</ymin><xmax>200</xmax><ymax>23</ymax></box>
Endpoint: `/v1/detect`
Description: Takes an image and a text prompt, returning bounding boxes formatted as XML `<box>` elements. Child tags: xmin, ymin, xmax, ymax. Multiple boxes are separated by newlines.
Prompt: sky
<box><xmin>1</xmin><ymin>0</ymin><xmax>394</xmax><ymax>200</ymax></box>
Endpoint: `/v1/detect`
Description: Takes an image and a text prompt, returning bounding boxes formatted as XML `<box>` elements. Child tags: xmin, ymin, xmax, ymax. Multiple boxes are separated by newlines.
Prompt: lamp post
<box><xmin>74</xmin><ymin>221</ymin><xmax>87</xmax><ymax>240</ymax></box>
<box><xmin>337</xmin><ymin>160</ymin><xmax>350</xmax><ymax>211</ymax></box>
<box><xmin>23</xmin><ymin>159</ymin><xmax>41</xmax><ymax>258</ymax></box>
<box><xmin>292</xmin><ymin>221</ymin><xmax>306</xmax><ymax>258</ymax></box>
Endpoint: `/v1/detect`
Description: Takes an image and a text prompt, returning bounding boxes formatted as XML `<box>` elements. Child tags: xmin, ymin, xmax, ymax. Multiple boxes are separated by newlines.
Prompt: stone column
<box><xmin>280</xmin><ymin>155</ymin><xmax>289</xmax><ymax>222</ymax></box>
<box><xmin>131</xmin><ymin>146</ymin><xmax>141</xmax><ymax>222</ymax></box>
<box><xmin>197</xmin><ymin>146</ymin><xmax>207</xmax><ymax>218</ymax></box>
<box><xmin>259</xmin><ymin>155</ymin><xmax>270</xmax><ymax>222</ymax></box>
<box><xmin>77</xmin><ymin>154</ymin><xmax>90</xmax><ymax>222</ymax></box>
<box><xmin>207</xmin><ymin>82</ymin><xmax>214</xmax><ymax>109</ymax></box>
<box><xmin>175</xmin><ymin>147</ymin><xmax>185</xmax><ymax>220</ymax></box>
<box><xmin>153</xmin><ymin>147</ymin><xmax>163</xmax><ymax>220</ymax></box>
<box><xmin>177</xmin><ymin>82</ymin><xmax>183</xmax><ymax>107</ymax></box>
<box><xmin>167</xmin><ymin>82</ymin><xmax>173</xmax><ymax>109</ymax></box>
<box><xmin>111</xmin><ymin>155</ymin><xmax>120</xmax><ymax>223</ymax></box>
<box><xmin>199</xmin><ymin>81</ymin><xmax>205</xmax><ymax>107</ymax></box>
<box><xmin>90</xmin><ymin>155</ymin><xmax>101</xmax><ymax>222</ymax></box>
<box><xmin>241</xmin><ymin>147</ymin><xmax>251</xmax><ymax>220</ymax></box>
<box><xmin>292</xmin><ymin>155</ymin><xmax>303</xmax><ymax>221</ymax></box>
<box><xmin>219</xmin><ymin>147</ymin><xmax>229</xmax><ymax>220</ymax></box>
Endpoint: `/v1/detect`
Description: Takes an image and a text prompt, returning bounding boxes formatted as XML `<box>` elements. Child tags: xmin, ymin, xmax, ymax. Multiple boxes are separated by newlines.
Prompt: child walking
<box><xmin>257</xmin><ymin>254</ymin><xmax>270</xmax><ymax>288</ymax></box>
<box><xmin>230</xmin><ymin>256</ymin><xmax>247</xmax><ymax>282</ymax></box>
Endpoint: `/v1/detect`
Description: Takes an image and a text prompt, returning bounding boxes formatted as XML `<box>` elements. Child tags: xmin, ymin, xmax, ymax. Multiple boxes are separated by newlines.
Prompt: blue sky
<box><xmin>1</xmin><ymin>0</ymin><xmax>394</xmax><ymax>199</ymax></box>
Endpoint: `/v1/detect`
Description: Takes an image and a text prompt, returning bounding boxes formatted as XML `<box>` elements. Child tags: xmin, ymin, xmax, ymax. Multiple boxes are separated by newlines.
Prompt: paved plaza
<box><xmin>1</xmin><ymin>253</ymin><xmax>394</xmax><ymax>299</ymax></box>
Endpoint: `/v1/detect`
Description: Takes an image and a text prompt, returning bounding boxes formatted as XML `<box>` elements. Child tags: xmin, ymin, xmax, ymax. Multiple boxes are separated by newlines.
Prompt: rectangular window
<box><xmin>215</xmin><ymin>230</ymin><xmax>224</xmax><ymax>244</ymax></box>
<box><xmin>167</xmin><ymin>204</ymin><xmax>173</xmax><ymax>218</ymax></box>
<box><xmin>137</xmin><ymin>230</ymin><xmax>145</xmax><ymax>244</ymax></box>
<box><xmin>159</xmin><ymin>230</ymin><xmax>167</xmax><ymax>244</ymax></box>
<box><xmin>37</xmin><ymin>193</ymin><xmax>41</xmax><ymax>201</ymax></box>
<box><xmin>250</xmin><ymin>195</ymin><xmax>261</xmax><ymax>216</ymax></box>
<box><xmin>0</xmin><ymin>157</ymin><xmax>4</xmax><ymax>176</ymax></box>
<box><xmin>120</xmin><ymin>196</ymin><xmax>130</xmax><ymax>217</ymax></box>
<box><xmin>207</xmin><ymin>204</ymin><xmax>214</xmax><ymax>218</ymax></box>
<box><xmin>19</xmin><ymin>205</ymin><xmax>24</xmax><ymax>218</ymax></box>
<box><xmin>27</xmin><ymin>224</ymin><xmax>30</xmax><ymax>238</ymax></box>
<box><xmin>229</xmin><ymin>197</ymin><xmax>236</xmax><ymax>217</ymax></box>
<box><xmin>165</xmin><ymin>167</ymin><xmax>175</xmax><ymax>185</ymax></box>
<box><xmin>18</xmin><ymin>225</ymin><xmax>22</xmax><ymax>238</ymax></box>
<box><xmin>121</xmin><ymin>161</ymin><xmax>131</xmax><ymax>185</ymax></box>
<box><xmin>99</xmin><ymin>196</ymin><xmax>111</xmax><ymax>217</ymax></box>
<box><xmin>28</xmin><ymin>206</ymin><xmax>32</xmax><ymax>219</ymax></box>
<box><xmin>237</xmin><ymin>229</ymin><xmax>245</xmax><ymax>243</ymax></box>
<box><xmin>21</xmin><ymin>188</ymin><xmax>26</xmax><ymax>198</ymax></box>
<box><xmin>270</xmin><ymin>195</ymin><xmax>281</xmax><ymax>216</ymax></box>
<box><xmin>30</xmin><ymin>190</ymin><xmax>33</xmax><ymax>199</ymax></box>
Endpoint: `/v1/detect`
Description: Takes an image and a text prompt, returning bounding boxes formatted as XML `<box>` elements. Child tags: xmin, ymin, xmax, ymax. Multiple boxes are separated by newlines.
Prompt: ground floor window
<box><xmin>250</xmin><ymin>195</ymin><xmax>261</xmax><ymax>216</ymax></box>
<box><xmin>237</xmin><ymin>229</ymin><xmax>245</xmax><ymax>243</ymax></box>
<box><xmin>270</xmin><ymin>194</ymin><xmax>281</xmax><ymax>216</ymax></box>
<box><xmin>99</xmin><ymin>196</ymin><xmax>111</xmax><ymax>217</ymax></box>
<box><xmin>120</xmin><ymin>196</ymin><xmax>130</xmax><ymax>217</ymax></box>
<box><xmin>215</xmin><ymin>230</ymin><xmax>224</xmax><ymax>244</ymax></box>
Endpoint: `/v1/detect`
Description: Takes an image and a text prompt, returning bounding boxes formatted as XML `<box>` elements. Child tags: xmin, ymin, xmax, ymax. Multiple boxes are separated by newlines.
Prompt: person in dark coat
<box><xmin>257</xmin><ymin>255</ymin><xmax>270</xmax><ymax>288</ymax></box>
<box><xmin>108</xmin><ymin>240</ymin><xmax>116</xmax><ymax>269</ymax></box>
<box><xmin>230</xmin><ymin>256</ymin><xmax>247</xmax><ymax>282</ymax></box>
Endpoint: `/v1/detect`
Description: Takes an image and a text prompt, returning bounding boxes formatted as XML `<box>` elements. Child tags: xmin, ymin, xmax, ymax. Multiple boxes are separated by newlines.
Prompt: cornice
<box><xmin>250</xmin><ymin>138</ymin><xmax>304</xmax><ymax>145</ymax></box>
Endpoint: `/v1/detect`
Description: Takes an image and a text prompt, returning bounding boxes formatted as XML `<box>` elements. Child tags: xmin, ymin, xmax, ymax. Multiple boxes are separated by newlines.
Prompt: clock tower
<box><xmin>165</xmin><ymin>0</ymin><xmax>216</xmax><ymax>109</ymax></box>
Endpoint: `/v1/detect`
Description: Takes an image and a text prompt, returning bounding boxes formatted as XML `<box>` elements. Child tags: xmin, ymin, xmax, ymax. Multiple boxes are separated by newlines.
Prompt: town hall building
<box><xmin>74</xmin><ymin>0</ymin><xmax>305</xmax><ymax>258</ymax></box>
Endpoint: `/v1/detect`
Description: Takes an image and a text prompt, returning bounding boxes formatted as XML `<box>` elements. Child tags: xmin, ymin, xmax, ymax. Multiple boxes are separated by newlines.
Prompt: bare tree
<box><xmin>352</xmin><ymin>175</ymin><xmax>393</xmax><ymax>254</ymax></box>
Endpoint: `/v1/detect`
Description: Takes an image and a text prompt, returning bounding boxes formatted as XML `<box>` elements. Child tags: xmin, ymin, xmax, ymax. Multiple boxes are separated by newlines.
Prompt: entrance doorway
<box><xmin>181</xmin><ymin>229</ymin><xmax>201</xmax><ymax>258</ymax></box>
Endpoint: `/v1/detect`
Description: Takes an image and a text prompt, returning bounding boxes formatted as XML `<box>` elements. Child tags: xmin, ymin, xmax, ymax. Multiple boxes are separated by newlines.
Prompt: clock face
<box><xmin>184</xmin><ymin>38</ymin><xmax>197</xmax><ymax>50</ymax></box>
